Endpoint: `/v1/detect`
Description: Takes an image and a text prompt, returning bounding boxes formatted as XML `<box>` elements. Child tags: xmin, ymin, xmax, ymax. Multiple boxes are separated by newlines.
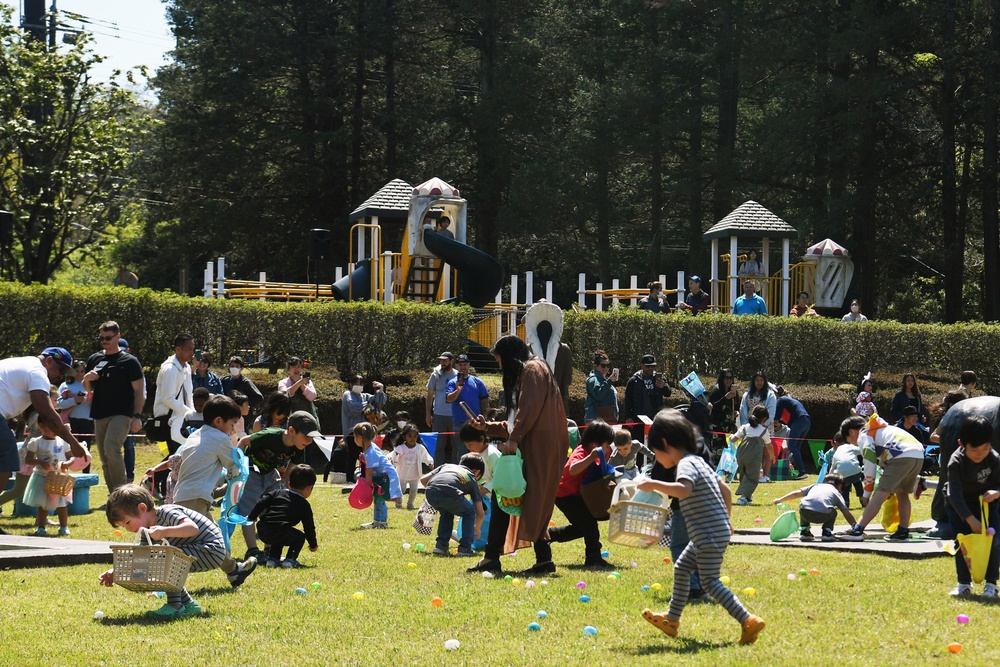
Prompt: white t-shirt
<box><xmin>0</xmin><ymin>356</ymin><xmax>51</xmax><ymax>420</ymax></box>
<box><xmin>25</xmin><ymin>436</ymin><xmax>69</xmax><ymax>474</ymax></box>
<box><xmin>172</xmin><ymin>425</ymin><xmax>241</xmax><ymax>504</ymax></box>
<box><xmin>831</xmin><ymin>444</ymin><xmax>863</xmax><ymax>477</ymax></box>
<box><xmin>393</xmin><ymin>443</ymin><xmax>433</xmax><ymax>482</ymax></box>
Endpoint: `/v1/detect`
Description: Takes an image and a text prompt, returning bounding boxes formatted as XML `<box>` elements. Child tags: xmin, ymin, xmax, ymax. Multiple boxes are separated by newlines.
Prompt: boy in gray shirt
<box><xmin>773</xmin><ymin>473</ymin><xmax>858</xmax><ymax>542</ymax></box>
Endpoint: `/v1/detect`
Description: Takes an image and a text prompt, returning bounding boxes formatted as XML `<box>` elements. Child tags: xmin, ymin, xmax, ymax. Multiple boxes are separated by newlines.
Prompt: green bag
<box><xmin>769</xmin><ymin>502</ymin><xmax>800</xmax><ymax>542</ymax></box>
<box><xmin>492</xmin><ymin>450</ymin><xmax>527</xmax><ymax>499</ymax></box>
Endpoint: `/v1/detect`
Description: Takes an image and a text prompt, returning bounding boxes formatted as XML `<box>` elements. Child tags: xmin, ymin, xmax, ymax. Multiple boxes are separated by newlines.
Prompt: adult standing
<box><xmin>151</xmin><ymin>333</ymin><xmax>196</xmax><ymax>495</ymax></box>
<box><xmin>341</xmin><ymin>374</ymin><xmax>386</xmax><ymax>482</ymax></box>
<box><xmin>638</xmin><ymin>281</ymin><xmax>668</xmax><ymax>314</ymax></box>
<box><xmin>221</xmin><ymin>356</ymin><xmax>264</xmax><ymax>419</ymax></box>
<box><xmin>84</xmin><ymin>321</ymin><xmax>145</xmax><ymax>494</ymax></box>
<box><xmin>281</xmin><ymin>357</ymin><xmax>320</xmax><ymax>465</ymax></box>
<box><xmin>676</xmin><ymin>276</ymin><xmax>710</xmax><ymax>315</ymax></box>
<box><xmin>739</xmin><ymin>372</ymin><xmax>781</xmax><ymax>477</ymax></box>
<box><xmin>789</xmin><ymin>291</ymin><xmax>818</xmax><ymax>318</ymax></box>
<box><xmin>445</xmin><ymin>354</ymin><xmax>490</xmax><ymax>459</ymax></box>
<box><xmin>890</xmin><ymin>373</ymin><xmax>927</xmax><ymax>424</ymax></box>
<box><xmin>524</xmin><ymin>300</ymin><xmax>573</xmax><ymax>415</ymax></box>
<box><xmin>623</xmin><ymin>354</ymin><xmax>672</xmax><ymax>436</ymax></box>
<box><xmin>425</xmin><ymin>351</ymin><xmax>457</xmax><ymax>466</ymax></box>
<box><xmin>117</xmin><ymin>338</ymin><xmax>140</xmax><ymax>483</ymax></box>
<box><xmin>467</xmin><ymin>335</ymin><xmax>569</xmax><ymax>575</ymax></box>
<box><xmin>0</xmin><ymin>348</ymin><xmax>86</xmax><ymax>503</ymax></box>
<box><xmin>841</xmin><ymin>299</ymin><xmax>868</xmax><ymax>322</ymax></box>
<box><xmin>958</xmin><ymin>371</ymin><xmax>978</xmax><ymax>399</ymax></box>
<box><xmin>732</xmin><ymin>279</ymin><xmax>768</xmax><ymax>316</ymax></box>
<box><xmin>585</xmin><ymin>350</ymin><xmax>619</xmax><ymax>423</ymax></box>
<box><xmin>738</xmin><ymin>249</ymin><xmax>766</xmax><ymax>277</ymax></box>
<box><xmin>707</xmin><ymin>369</ymin><xmax>739</xmax><ymax>435</ymax></box>
<box><xmin>774</xmin><ymin>386</ymin><xmax>812</xmax><ymax>476</ymax></box>
<box><xmin>192</xmin><ymin>352</ymin><xmax>224</xmax><ymax>395</ymax></box>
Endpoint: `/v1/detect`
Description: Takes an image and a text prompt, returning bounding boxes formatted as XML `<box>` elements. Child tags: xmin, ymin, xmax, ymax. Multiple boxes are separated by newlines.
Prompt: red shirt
<box><xmin>557</xmin><ymin>445</ymin><xmax>596</xmax><ymax>498</ymax></box>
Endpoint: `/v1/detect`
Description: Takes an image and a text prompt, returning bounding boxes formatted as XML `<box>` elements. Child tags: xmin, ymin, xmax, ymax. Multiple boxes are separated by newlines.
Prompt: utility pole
<box><xmin>22</xmin><ymin>0</ymin><xmax>48</xmax><ymax>46</ymax></box>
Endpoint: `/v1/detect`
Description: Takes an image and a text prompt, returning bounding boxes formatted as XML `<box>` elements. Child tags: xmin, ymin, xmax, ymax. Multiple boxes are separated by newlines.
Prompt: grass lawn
<box><xmin>2</xmin><ymin>441</ymin><xmax>998</xmax><ymax>666</ymax></box>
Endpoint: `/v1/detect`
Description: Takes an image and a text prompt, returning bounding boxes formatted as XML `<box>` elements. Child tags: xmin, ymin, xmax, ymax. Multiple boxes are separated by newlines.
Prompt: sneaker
<box><xmin>799</xmin><ymin>530</ymin><xmax>814</xmax><ymax>542</ymax></box>
<box><xmin>146</xmin><ymin>603</ymin><xmax>184</xmax><ymax>618</ymax></box>
<box><xmin>584</xmin><ymin>557</ymin><xmax>615</xmax><ymax>570</ymax></box>
<box><xmin>244</xmin><ymin>547</ymin><xmax>262</xmax><ymax>561</ymax></box>
<box><xmin>32</xmin><ymin>527</ymin><xmax>47</xmax><ymax>537</ymax></box>
<box><xmin>950</xmin><ymin>583</ymin><xmax>973</xmax><ymax>597</ymax></box>
<box><xmin>926</xmin><ymin>525</ymin><xmax>954</xmax><ymax>540</ymax></box>
<box><xmin>432</xmin><ymin>546</ymin><xmax>449</xmax><ymax>556</ymax></box>
<box><xmin>838</xmin><ymin>525</ymin><xmax>865</xmax><ymax>542</ymax></box>
<box><xmin>395</xmin><ymin>502</ymin><xmax>403</xmax><ymax>509</ymax></box>
<box><xmin>794</xmin><ymin>473</ymin><xmax>809</xmax><ymax>481</ymax></box>
<box><xmin>456</xmin><ymin>548</ymin><xmax>476</xmax><ymax>557</ymax></box>
<box><xmin>739</xmin><ymin>615</ymin><xmax>766</xmax><ymax>645</ymax></box>
<box><xmin>736</xmin><ymin>497</ymin><xmax>751</xmax><ymax>506</ymax></box>
<box><xmin>821</xmin><ymin>529</ymin><xmax>835</xmax><ymax>542</ymax></box>
<box><xmin>262</xmin><ymin>557</ymin><xmax>281</xmax><ymax>568</ymax></box>
<box><xmin>228</xmin><ymin>557</ymin><xmax>258</xmax><ymax>588</ymax></box>
<box><xmin>406</xmin><ymin>504</ymin><xmax>416</xmax><ymax>510</ymax></box>
<box><xmin>359</xmin><ymin>520</ymin><xmax>389</xmax><ymax>530</ymax></box>
<box><xmin>280</xmin><ymin>558</ymin><xmax>302</xmax><ymax>569</ymax></box>
<box><xmin>983</xmin><ymin>583</ymin><xmax>998</xmax><ymax>599</ymax></box>
<box><xmin>182</xmin><ymin>600</ymin><xmax>203</xmax><ymax>616</ymax></box>
<box><xmin>466</xmin><ymin>558</ymin><xmax>502</xmax><ymax>574</ymax></box>
<box><xmin>914</xmin><ymin>476</ymin><xmax>926</xmax><ymax>500</ymax></box>
<box><xmin>642</xmin><ymin>609</ymin><xmax>679</xmax><ymax>637</ymax></box>
<box><xmin>58</xmin><ymin>527</ymin><xmax>71</xmax><ymax>536</ymax></box>
<box><xmin>759</xmin><ymin>476</ymin><xmax>771</xmax><ymax>484</ymax></box>
<box><xmin>524</xmin><ymin>561</ymin><xmax>556</xmax><ymax>575</ymax></box>
<box><xmin>884</xmin><ymin>528</ymin><xmax>910</xmax><ymax>542</ymax></box>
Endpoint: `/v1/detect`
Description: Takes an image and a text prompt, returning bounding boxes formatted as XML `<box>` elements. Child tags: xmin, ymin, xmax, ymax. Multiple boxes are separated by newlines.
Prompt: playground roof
<box><xmin>349</xmin><ymin>178</ymin><xmax>413</xmax><ymax>222</ymax></box>
<box><xmin>703</xmin><ymin>200</ymin><xmax>798</xmax><ymax>241</ymax></box>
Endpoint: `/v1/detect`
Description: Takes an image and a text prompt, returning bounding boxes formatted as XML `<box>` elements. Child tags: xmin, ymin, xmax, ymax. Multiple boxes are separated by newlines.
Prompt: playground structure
<box><xmin>203</xmin><ymin>197</ymin><xmax>854</xmax><ymax>355</ymax></box>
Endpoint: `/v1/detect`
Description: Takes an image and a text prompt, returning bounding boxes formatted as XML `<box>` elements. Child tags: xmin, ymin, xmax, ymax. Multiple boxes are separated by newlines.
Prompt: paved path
<box><xmin>0</xmin><ymin>534</ymin><xmax>112</xmax><ymax>568</ymax></box>
<box><xmin>732</xmin><ymin>519</ymin><xmax>948</xmax><ymax>559</ymax></box>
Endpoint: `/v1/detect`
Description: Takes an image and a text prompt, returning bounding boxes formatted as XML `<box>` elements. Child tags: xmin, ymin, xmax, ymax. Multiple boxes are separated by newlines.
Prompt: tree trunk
<box><xmin>984</xmin><ymin>0</ymin><xmax>1000</xmax><ymax>321</ymax></box>
<box><xmin>941</xmin><ymin>0</ymin><xmax>964</xmax><ymax>323</ymax></box>
<box><xmin>383</xmin><ymin>0</ymin><xmax>397</xmax><ymax>176</ymax></box>
<box><xmin>351</xmin><ymin>0</ymin><xmax>366</xmax><ymax>200</ymax></box>
<box><xmin>473</xmin><ymin>6</ymin><xmax>501</xmax><ymax>258</ymax></box>
<box><xmin>713</xmin><ymin>0</ymin><xmax>742</xmax><ymax>222</ymax></box>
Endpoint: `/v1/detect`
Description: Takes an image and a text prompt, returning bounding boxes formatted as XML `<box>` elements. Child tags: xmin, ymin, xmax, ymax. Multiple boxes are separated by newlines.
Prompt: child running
<box><xmin>609</xmin><ymin>429</ymin><xmax>654</xmax><ymax>480</ymax></box>
<box><xmin>732</xmin><ymin>405</ymin><xmax>770</xmax><ymax>505</ymax></box>
<box><xmin>99</xmin><ymin>485</ymin><xmax>229</xmax><ymax>618</ymax></box>
<box><xmin>638</xmin><ymin>409</ymin><xmax>765</xmax><ymax>645</ymax></box>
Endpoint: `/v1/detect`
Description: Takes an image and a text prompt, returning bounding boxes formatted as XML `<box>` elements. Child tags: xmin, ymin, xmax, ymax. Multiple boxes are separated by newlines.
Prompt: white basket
<box><xmin>110</xmin><ymin>528</ymin><xmax>195</xmax><ymax>593</ymax></box>
<box><xmin>606</xmin><ymin>478</ymin><xmax>671</xmax><ymax>549</ymax></box>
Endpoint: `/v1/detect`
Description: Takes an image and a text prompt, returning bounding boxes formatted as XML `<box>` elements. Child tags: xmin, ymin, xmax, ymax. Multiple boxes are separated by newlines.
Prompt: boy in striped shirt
<box><xmin>99</xmin><ymin>484</ymin><xmax>239</xmax><ymax>618</ymax></box>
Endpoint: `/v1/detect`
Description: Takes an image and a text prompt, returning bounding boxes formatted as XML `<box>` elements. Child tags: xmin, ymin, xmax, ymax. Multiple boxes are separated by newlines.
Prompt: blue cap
<box><xmin>42</xmin><ymin>347</ymin><xmax>74</xmax><ymax>368</ymax></box>
<box><xmin>690</xmin><ymin>275</ymin><xmax>701</xmax><ymax>283</ymax></box>
<box><xmin>118</xmin><ymin>338</ymin><xmax>129</xmax><ymax>350</ymax></box>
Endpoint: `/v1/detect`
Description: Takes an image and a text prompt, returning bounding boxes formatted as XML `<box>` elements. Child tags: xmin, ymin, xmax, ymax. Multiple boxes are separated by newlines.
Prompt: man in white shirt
<box><xmin>151</xmin><ymin>334</ymin><xmax>197</xmax><ymax>499</ymax></box>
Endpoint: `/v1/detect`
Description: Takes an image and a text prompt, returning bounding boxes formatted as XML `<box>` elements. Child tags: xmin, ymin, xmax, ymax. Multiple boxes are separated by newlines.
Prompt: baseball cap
<box><xmin>438</xmin><ymin>351</ymin><xmax>454</xmax><ymax>360</ymax></box>
<box><xmin>690</xmin><ymin>275</ymin><xmax>701</xmax><ymax>283</ymax></box>
<box><xmin>42</xmin><ymin>347</ymin><xmax>74</xmax><ymax>368</ymax></box>
<box><xmin>641</xmin><ymin>354</ymin><xmax>656</xmax><ymax>366</ymax></box>
<box><xmin>456</xmin><ymin>354</ymin><xmax>470</xmax><ymax>362</ymax></box>
<box><xmin>902</xmin><ymin>405</ymin><xmax>919</xmax><ymax>416</ymax></box>
<box><xmin>118</xmin><ymin>338</ymin><xmax>129</xmax><ymax>350</ymax></box>
<box><xmin>287</xmin><ymin>411</ymin><xmax>322</xmax><ymax>440</ymax></box>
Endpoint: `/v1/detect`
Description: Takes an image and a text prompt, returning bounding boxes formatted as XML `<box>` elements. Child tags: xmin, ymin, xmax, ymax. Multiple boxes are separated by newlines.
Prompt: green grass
<box><xmin>2</xmin><ymin>442</ymin><xmax>998</xmax><ymax>666</ymax></box>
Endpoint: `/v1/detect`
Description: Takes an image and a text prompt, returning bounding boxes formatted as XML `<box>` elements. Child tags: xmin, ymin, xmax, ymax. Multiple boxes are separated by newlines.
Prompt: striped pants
<box><xmin>668</xmin><ymin>540</ymin><xmax>750</xmax><ymax>624</ymax></box>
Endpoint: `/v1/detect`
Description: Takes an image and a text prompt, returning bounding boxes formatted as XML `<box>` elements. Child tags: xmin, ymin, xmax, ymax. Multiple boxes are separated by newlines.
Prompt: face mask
<box><xmin>397</xmin><ymin>421</ymin><xmax>407</xmax><ymax>429</ymax></box>
<box><xmin>229</xmin><ymin>367</ymin><xmax>241</xmax><ymax>377</ymax></box>
<box><xmin>352</xmin><ymin>385</ymin><xmax>363</xmax><ymax>395</ymax></box>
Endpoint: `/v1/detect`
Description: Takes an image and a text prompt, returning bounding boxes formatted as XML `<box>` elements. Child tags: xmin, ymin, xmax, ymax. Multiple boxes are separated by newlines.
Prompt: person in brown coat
<box><xmin>467</xmin><ymin>335</ymin><xmax>569</xmax><ymax>575</ymax></box>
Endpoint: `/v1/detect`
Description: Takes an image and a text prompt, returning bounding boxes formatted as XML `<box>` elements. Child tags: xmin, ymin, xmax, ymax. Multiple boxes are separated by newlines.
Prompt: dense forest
<box><xmin>6</xmin><ymin>1</ymin><xmax>1000</xmax><ymax>322</ymax></box>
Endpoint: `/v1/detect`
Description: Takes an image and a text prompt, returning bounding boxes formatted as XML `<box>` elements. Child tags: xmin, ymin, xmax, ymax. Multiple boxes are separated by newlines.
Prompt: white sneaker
<box><xmin>983</xmin><ymin>583</ymin><xmax>998</xmax><ymax>599</ymax></box>
<box><xmin>949</xmin><ymin>584</ymin><xmax>973</xmax><ymax>597</ymax></box>
<box><xmin>759</xmin><ymin>476</ymin><xmax>771</xmax><ymax>483</ymax></box>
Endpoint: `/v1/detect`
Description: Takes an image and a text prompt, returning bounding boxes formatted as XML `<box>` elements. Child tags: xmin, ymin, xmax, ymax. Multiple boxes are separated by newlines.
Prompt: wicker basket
<box><xmin>110</xmin><ymin>528</ymin><xmax>195</xmax><ymax>593</ymax></box>
<box><xmin>44</xmin><ymin>469</ymin><xmax>75</xmax><ymax>497</ymax></box>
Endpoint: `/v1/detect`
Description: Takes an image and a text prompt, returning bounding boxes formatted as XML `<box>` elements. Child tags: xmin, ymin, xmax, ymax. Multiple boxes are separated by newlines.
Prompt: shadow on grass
<box><xmin>97</xmin><ymin>610</ymin><xmax>213</xmax><ymax>626</ymax></box>
<box><xmin>620</xmin><ymin>637</ymin><xmax>732</xmax><ymax>656</ymax></box>
<box><xmin>186</xmin><ymin>584</ymin><xmax>243</xmax><ymax>598</ymax></box>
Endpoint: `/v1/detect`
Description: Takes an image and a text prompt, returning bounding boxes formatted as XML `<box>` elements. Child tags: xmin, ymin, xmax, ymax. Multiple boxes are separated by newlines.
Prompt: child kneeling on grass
<box><xmin>248</xmin><ymin>464</ymin><xmax>318</xmax><ymax>568</ymax></box>
<box><xmin>772</xmin><ymin>473</ymin><xmax>858</xmax><ymax>542</ymax></box>
<box><xmin>945</xmin><ymin>415</ymin><xmax>1000</xmax><ymax>598</ymax></box>
<box><xmin>99</xmin><ymin>484</ymin><xmax>231</xmax><ymax>618</ymax></box>
<box><xmin>421</xmin><ymin>453</ymin><xmax>485</xmax><ymax>557</ymax></box>
<box><xmin>638</xmin><ymin>409</ymin><xmax>765</xmax><ymax>645</ymax></box>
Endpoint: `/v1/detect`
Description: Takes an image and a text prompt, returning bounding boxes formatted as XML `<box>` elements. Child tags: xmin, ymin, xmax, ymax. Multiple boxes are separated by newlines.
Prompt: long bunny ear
<box><xmin>863</xmin><ymin>371</ymin><xmax>873</xmax><ymax>383</ymax></box>
<box><xmin>524</xmin><ymin>301</ymin><xmax>564</xmax><ymax>371</ymax></box>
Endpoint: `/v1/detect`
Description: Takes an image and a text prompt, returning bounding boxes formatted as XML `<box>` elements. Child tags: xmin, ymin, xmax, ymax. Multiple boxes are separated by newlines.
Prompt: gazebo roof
<box><xmin>412</xmin><ymin>177</ymin><xmax>460</xmax><ymax>198</ymax></box>
<box><xmin>805</xmin><ymin>238</ymin><xmax>849</xmax><ymax>256</ymax></box>
<box><xmin>349</xmin><ymin>178</ymin><xmax>413</xmax><ymax>222</ymax></box>
<box><xmin>703</xmin><ymin>200</ymin><xmax>798</xmax><ymax>241</ymax></box>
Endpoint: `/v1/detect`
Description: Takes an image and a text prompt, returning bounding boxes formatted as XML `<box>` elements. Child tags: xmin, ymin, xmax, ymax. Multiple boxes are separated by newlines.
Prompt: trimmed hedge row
<box><xmin>0</xmin><ymin>283</ymin><xmax>471</xmax><ymax>378</ymax></box>
<box><xmin>563</xmin><ymin>309</ymin><xmax>998</xmax><ymax>393</ymax></box>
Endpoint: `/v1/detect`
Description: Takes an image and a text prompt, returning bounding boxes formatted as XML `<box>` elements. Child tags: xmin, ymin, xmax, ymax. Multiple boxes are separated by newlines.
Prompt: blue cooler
<box><xmin>13</xmin><ymin>473</ymin><xmax>100</xmax><ymax>516</ymax></box>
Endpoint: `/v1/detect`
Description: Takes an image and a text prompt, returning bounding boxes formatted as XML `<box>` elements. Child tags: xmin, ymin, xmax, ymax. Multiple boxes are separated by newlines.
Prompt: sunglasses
<box><xmin>598</xmin><ymin>363</ymin><xmax>610</xmax><ymax>368</ymax></box>
<box><xmin>99</xmin><ymin>335</ymin><xmax>116</xmax><ymax>342</ymax></box>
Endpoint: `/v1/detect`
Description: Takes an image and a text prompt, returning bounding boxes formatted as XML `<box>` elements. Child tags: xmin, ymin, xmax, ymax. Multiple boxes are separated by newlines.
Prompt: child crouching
<box><xmin>99</xmin><ymin>484</ymin><xmax>229</xmax><ymax>618</ymax></box>
<box><xmin>248</xmin><ymin>464</ymin><xmax>318</xmax><ymax>568</ymax></box>
<box><xmin>772</xmin><ymin>473</ymin><xmax>858</xmax><ymax>542</ymax></box>
<box><xmin>421</xmin><ymin>453</ymin><xmax>485</xmax><ymax>557</ymax></box>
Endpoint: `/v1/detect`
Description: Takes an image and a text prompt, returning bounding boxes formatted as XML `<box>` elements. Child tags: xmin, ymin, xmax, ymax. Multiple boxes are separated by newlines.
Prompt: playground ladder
<box><xmin>402</xmin><ymin>256</ymin><xmax>444</xmax><ymax>302</ymax></box>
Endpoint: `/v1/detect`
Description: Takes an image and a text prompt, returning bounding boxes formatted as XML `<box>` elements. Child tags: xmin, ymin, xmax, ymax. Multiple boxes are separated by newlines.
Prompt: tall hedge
<box><xmin>0</xmin><ymin>283</ymin><xmax>471</xmax><ymax>376</ymax></box>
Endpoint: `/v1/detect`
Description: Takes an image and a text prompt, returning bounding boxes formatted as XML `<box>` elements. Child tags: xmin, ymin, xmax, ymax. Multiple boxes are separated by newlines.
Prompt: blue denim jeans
<box><xmin>373</xmin><ymin>497</ymin><xmax>388</xmax><ymax>523</ymax></box>
<box><xmin>426</xmin><ymin>487</ymin><xmax>476</xmax><ymax>551</ymax></box>
<box><xmin>669</xmin><ymin>505</ymin><xmax>702</xmax><ymax>595</ymax></box>
<box><xmin>786</xmin><ymin>418</ymin><xmax>811</xmax><ymax>473</ymax></box>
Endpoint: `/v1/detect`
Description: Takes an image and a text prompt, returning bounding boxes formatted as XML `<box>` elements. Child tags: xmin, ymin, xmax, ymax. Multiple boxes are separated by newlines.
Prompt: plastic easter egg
<box><xmin>504</xmin><ymin>575</ymin><xmax>513</xmax><ymax>582</ymax></box>
<box><xmin>743</xmin><ymin>587</ymin><xmax>756</xmax><ymax>595</ymax></box>
<box><xmin>113</xmin><ymin>529</ymin><xmax>122</xmax><ymax>537</ymax></box>
<box><xmin>352</xmin><ymin>591</ymin><xmax>364</xmax><ymax>600</ymax></box>
<box><xmin>311</xmin><ymin>582</ymin><xmax>321</xmax><ymax>588</ymax></box>
<box><xmin>607</xmin><ymin>574</ymin><xmax>617</xmax><ymax>580</ymax></box>
<box><xmin>948</xmin><ymin>642</ymin><xmax>962</xmax><ymax>654</ymax></box>
<box><xmin>719</xmin><ymin>576</ymin><xmax>731</xmax><ymax>585</ymax></box>
<box><xmin>651</xmin><ymin>583</ymin><xmax>662</xmax><ymax>591</ymax></box>
<box><xmin>611</xmin><ymin>571</ymin><xmax>621</xmax><ymax>579</ymax></box>
<box><xmin>525</xmin><ymin>580</ymin><xmax>536</xmax><ymax>589</ymax></box>
<box><xmin>403</xmin><ymin>543</ymin><xmax>411</xmax><ymax>549</ymax></box>
<box><xmin>809</xmin><ymin>568</ymin><xmax>820</xmax><ymax>576</ymax></box>
<box><xmin>579</xmin><ymin>595</ymin><xmax>590</xmax><ymax>603</ymax></box>
<box><xmin>663</xmin><ymin>557</ymin><xmax>671</xmax><ymax>564</ymax></box>
<box><xmin>601</xmin><ymin>550</ymin><xmax>610</xmax><ymax>558</ymax></box>
<box><xmin>93</xmin><ymin>610</ymin><xmax>105</xmax><ymax>620</ymax></box>
<box><xmin>549</xmin><ymin>520</ymin><xmax>556</xmax><ymax>527</ymax></box>
<box><xmin>444</xmin><ymin>639</ymin><xmax>461</xmax><ymax>651</ymax></box>
<box><xmin>431</xmin><ymin>597</ymin><xmax>443</xmax><ymax>607</ymax></box>
<box><xmin>528</xmin><ymin>622</ymin><xmax>541</xmax><ymax>632</ymax></box>
<box><xmin>407</xmin><ymin>562</ymin><xmax>416</xmax><ymax>568</ymax></box>
<box><xmin>754</xmin><ymin>518</ymin><xmax>762</xmax><ymax>524</ymax></box>
<box><xmin>295</xmin><ymin>587</ymin><xmax>307</xmax><ymax>595</ymax></box>
<box><xmin>415</xmin><ymin>544</ymin><xmax>425</xmax><ymax>551</ymax></box>
<box><xmin>537</xmin><ymin>610</ymin><xmax>548</xmax><ymax>618</ymax></box>
<box><xmin>787</xmin><ymin>573</ymin><xmax>796</xmax><ymax>581</ymax></box>
<box><xmin>482</xmin><ymin>571</ymin><xmax>494</xmax><ymax>579</ymax></box>
<box><xmin>641</xmin><ymin>585</ymin><xmax>651</xmax><ymax>592</ymax></box>
<box><xmin>956</xmin><ymin>614</ymin><xmax>970</xmax><ymax>624</ymax></box>
<box><xmin>799</xmin><ymin>569</ymin><xmax>808</xmax><ymax>575</ymax></box>
<box><xmin>576</xmin><ymin>581</ymin><xmax>587</xmax><ymax>589</ymax></box>
<box><xmin>583</xmin><ymin>625</ymin><xmax>598</xmax><ymax>636</ymax></box>
<box><xmin>511</xmin><ymin>578</ymin><xmax>520</xmax><ymax>585</ymax></box>
<box><xmin>540</xmin><ymin>580</ymin><xmax>549</xmax><ymax>586</ymax></box>
<box><xmin>631</xmin><ymin>562</ymin><xmax>638</xmax><ymax>568</ymax></box>
<box><xmin>988</xmin><ymin>527</ymin><xmax>996</xmax><ymax>536</ymax></box>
